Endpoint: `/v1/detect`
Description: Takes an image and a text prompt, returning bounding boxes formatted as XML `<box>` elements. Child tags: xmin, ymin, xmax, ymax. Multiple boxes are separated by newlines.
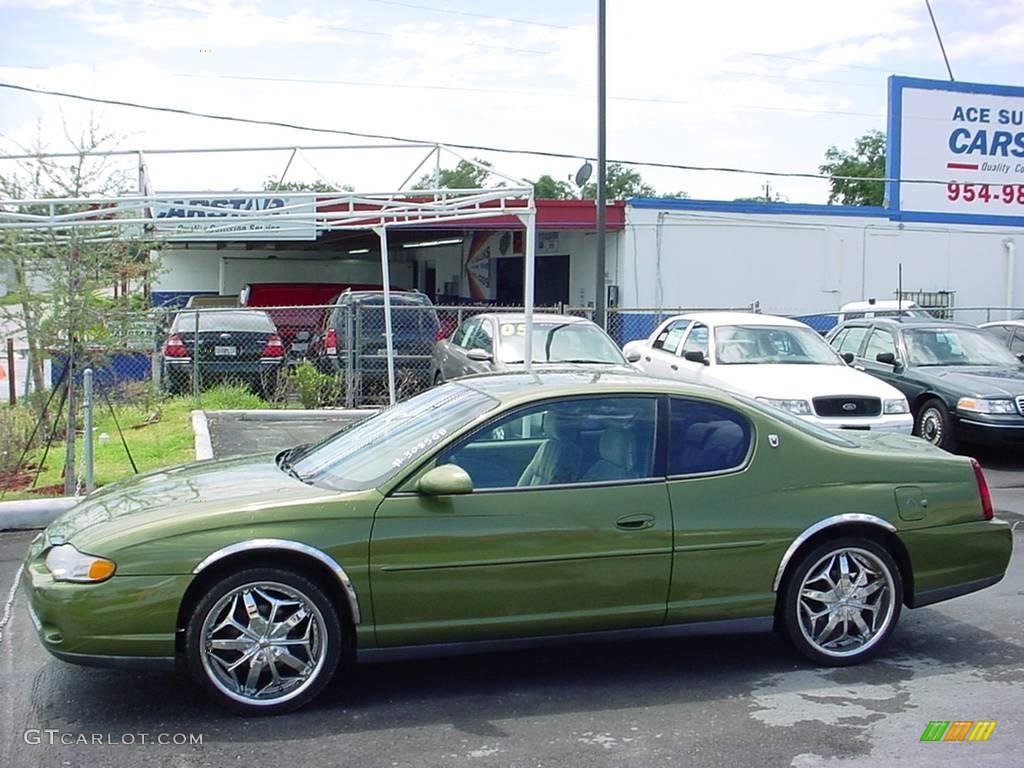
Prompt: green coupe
<box><xmin>22</xmin><ymin>372</ymin><xmax>1013</xmax><ymax>715</ymax></box>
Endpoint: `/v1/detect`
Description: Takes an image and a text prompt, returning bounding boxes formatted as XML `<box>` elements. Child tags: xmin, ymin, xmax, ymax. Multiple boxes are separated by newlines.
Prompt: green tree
<box><xmin>262</xmin><ymin>178</ymin><xmax>352</xmax><ymax>193</ymax></box>
<box><xmin>582</xmin><ymin>163</ymin><xmax>656</xmax><ymax>199</ymax></box>
<box><xmin>819</xmin><ymin>130</ymin><xmax>886</xmax><ymax>206</ymax></box>
<box><xmin>532</xmin><ymin>174</ymin><xmax>574</xmax><ymax>199</ymax></box>
<box><xmin>413</xmin><ymin>158</ymin><xmax>493</xmax><ymax>190</ymax></box>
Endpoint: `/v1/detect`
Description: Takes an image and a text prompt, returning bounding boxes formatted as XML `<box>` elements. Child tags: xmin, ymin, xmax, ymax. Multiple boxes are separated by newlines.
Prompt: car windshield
<box><xmin>714</xmin><ymin>325</ymin><xmax>842</xmax><ymax>365</ymax></box>
<box><xmin>290</xmin><ymin>384</ymin><xmax>499</xmax><ymax>491</ymax></box>
<box><xmin>904</xmin><ymin>328</ymin><xmax>1021</xmax><ymax>367</ymax></box>
<box><xmin>498</xmin><ymin>322</ymin><xmax>626</xmax><ymax>364</ymax></box>
<box><xmin>171</xmin><ymin>310</ymin><xmax>275</xmax><ymax>333</ymax></box>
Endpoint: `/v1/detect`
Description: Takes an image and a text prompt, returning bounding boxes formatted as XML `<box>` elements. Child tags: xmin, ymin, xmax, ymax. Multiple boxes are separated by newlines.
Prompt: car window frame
<box><xmin>834</xmin><ymin>324</ymin><xmax>871</xmax><ymax>358</ymax></box>
<box><xmin>862</xmin><ymin>326</ymin><xmax>898</xmax><ymax>363</ymax></box>
<box><xmin>653</xmin><ymin>319</ymin><xmax>691</xmax><ymax>355</ymax></box>
<box><xmin>680</xmin><ymin>322</ymin><xmax>710</xmax><ymax>358</ymax></box>
<box><xmin>453</xmin><ymin>318</ymin><xmax>480</xmax><ymax>349</ymax></box>
<box><xmin>408</xmin><ymin>393</ymin><xmax>668</xmax><ymax>494</ymax></box>
<box><xmin>470</xmin><ymin>318</ymin><xmax>495</xmax><ymax>355</ymax></box>
<box><xmin>666</xmin><ymin>396</ymin><xmax>755</xmax><ymax>480</ymax></box>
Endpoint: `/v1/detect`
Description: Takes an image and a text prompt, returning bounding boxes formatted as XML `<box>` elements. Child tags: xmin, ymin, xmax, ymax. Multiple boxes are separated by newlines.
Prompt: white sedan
<box><xmin>623</xmin><ymin>312</ymin><xmax>913</xmax><ymax>433</ymax></box>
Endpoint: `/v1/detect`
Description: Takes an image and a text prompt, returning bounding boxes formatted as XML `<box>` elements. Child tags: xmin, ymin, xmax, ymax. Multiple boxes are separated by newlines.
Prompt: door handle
<box><xmin>854</xmin><ymin>365</ymin><xmax>865</xmax><ymax>371</ymax></box>
<box><xmin>670</xmin><ymin>364</ymin><xmax>678</xmax><ymax>371</ymax></box>
<box><xmin>615</xmin><ymin>513</ymin><xmax>656</xmax><ymax>530</ymax></box>
<box><xmin>644</xmin><ymin>356</ymin><xmax>651</xmax><ymax>362</ymax></box>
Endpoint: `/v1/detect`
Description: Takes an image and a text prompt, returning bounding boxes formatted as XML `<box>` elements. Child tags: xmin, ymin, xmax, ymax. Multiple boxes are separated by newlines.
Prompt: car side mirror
<box><xmin>841</xmin><ymin>352</ymin><xmax>855</xmax><ymax>364</ymax></box>
<box><xmin>625</xmin><ymin>350</ymin><xmax>642</xmax><ymax>363</ymax></box>
<box><xmin>683</xmin><ymin>350</ymin><xmax>707</xmax><ymax>365</ymax></box>
<box><xmin>1017</xmin><ymin>352</ymin><xmax>1024</xmax><ymax>364</ymax></box>
<box><xmin>418</xmin><ymin>464</ymin><xmax>474</xmax><ymax>496</ymax></box>
<box><xmin>876</xmin><ymin>352</ymin><xmax>899</xmax><ymax>367</ymax></box>
<box><xmin>466</xmin><ymin>349</ymin><xmax>492</xmax><ymax>362</ymax></box>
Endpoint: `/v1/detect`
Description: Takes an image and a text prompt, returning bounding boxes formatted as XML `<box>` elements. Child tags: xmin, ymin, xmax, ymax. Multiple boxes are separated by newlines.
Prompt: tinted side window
<box><xmin>835</xmin><ymin>326</ymin><xmax>869</xmax><ymax>357</ymax></box>
<box><xmin>863</xmin><ymin>328</ymin><xmax>897</xmax><ymax>361</ymax></box>
<box><xmin>982</xmin><ymin>325</ymin><xmax>1012</xmax><ymax>345</ymax></box>
<box><xmin>669</xmin><ymin>399</ymin><xmax>752</xmax><ymax>476</ymax></box>
<box><xmin>452</xmin><ymin>319</ymin><xmax>478</xmax><ymax>349</ymax></box>
<box><xmin>682</xmin><ymin>324</ymin><xmax>709</xmax><ymax>356</ymax></box>
<box><xmin>472</xmin><ymin>320</ymin><xmax>494</xmax><ymax>355</ymax></box>
<box><xmin>438</xmin><ymin>397</ymin><xmax>659</xmax><ymax>489</ymax></box>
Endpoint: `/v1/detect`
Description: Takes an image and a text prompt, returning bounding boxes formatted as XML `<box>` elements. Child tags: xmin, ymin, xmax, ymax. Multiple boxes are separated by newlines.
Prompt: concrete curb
<box><xmin>205</xmin><ymin>408</ymin><xmax>379</xmax><ymax>421</ymax></box>
<box><xmin>0</xmin><ymin>497</ymin><xmax>80</xmax><ymax>532</ymax></box>
<box><xmin>191</xmin><ymin>409</ymin><xmax>214</xmax><ymax>461</ymax></box>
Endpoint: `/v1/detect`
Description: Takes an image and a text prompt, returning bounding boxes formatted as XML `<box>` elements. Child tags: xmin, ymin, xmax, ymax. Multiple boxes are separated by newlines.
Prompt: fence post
<box><xmin>192</xmin><ymin>310</ymin><xmax>200</xmax><ymax>397</ymax></box>
<box><xmin>345</xmin><ymin>305</ymin><xmax>355</xmax><ymax>408</ymax></box>
<box><xmin>6</xmin><ymin>338</ymin><xmax>14</xmax><ymax>405</ymax></box>
<box><xmin>83</xmin><ymin>368</ymin><xmax>94</xmax><ymax>494</ymax></box>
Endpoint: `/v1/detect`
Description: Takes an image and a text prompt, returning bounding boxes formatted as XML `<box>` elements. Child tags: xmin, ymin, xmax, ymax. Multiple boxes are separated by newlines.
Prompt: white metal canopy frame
<box><xmin>0</xmin><ymin>143</ymin><xmax>540</xmax><ymax>404</ymax></box>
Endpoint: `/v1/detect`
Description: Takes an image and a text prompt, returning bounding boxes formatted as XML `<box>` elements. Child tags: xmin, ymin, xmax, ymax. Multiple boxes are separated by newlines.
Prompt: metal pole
<box><xmin>192</xmin><ymin>309</ymin><xmax>200</xmax><ymax>397</ymax></box>
<box><xmin>594</xmin><ymin>0</ymin><xmax>607</xmax><ymax>329</ymax></box>
<box><xmin>6</xmin><ymin>338</ymin><xmax>15</xmax><ymax>405</ymax></box>
<box><xmin>83</xmin><ymin>368</ymin><xmax>94</xmax><ymax>494</ymax></box>
<box><xmin>345</xmin><ymin>305</ymin><xmax>355</xmax><ymax>408</ymax></box>
<box><xmin>375</xmin><ymin>226</ymin><xmax>398</xmax><ymax>406</ymax></box>
<box><xmin>63</xmin><ymin>248</ymin><xmax>77</xmax><ymax>497</ymax></box>
<box><xmin>522</xmin><ymin>213</ymin><xmax>537</xmax><ymax>372</ymax></box>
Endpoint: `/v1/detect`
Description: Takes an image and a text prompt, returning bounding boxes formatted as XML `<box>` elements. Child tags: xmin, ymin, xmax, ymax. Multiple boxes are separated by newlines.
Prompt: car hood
<box><xmin>42</xmin><ymin>453</ymin><xmax>336</xmax><ymax>547</ymax></box>
<box><xmin>708</xmin><ymin>364</ymin><xmax>903</xmax><ymax>400</ymax></box>
<box><xmin>912</xmin><ymin>365</ymin><xmax>1024</xmax><ymax>397</ymax></box>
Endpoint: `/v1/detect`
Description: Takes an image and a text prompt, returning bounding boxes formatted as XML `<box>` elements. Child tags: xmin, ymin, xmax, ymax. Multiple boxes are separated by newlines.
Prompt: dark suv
<box><xmin>826</xmin><ymin>317</ymin><xmax>1024</xmax><ymax>451</ymax></box>
<box><xmin>308</xmin><ymin>290</ymin><xmax>441</xmax><ymax>398</ymax></box>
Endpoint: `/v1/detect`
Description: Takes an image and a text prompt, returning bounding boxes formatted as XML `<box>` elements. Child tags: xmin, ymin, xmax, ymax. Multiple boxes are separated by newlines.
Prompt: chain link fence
<box><xmin>7</xmin><ymin>300</ymin><xmax>1024</xmax><ymax>412</ymax></box>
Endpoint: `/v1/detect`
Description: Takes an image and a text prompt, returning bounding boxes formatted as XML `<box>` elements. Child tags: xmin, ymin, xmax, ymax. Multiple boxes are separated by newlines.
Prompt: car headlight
<box><xmin>44</xmin><ymin>544</ymin><xmax>116</xmax><ymax>583</ymax></box>
<box><xmin>957</xmin><ymin>397</ymin><xmax>1018</xmax><ymax>415</ymax></box>
<box><xmin>883</xmin><ymin>398</ymin><xmax>910</xmax><ymax>414</ymax></box>
<box><xmin>756</xmin><ymin>398</ymin><xmax>812</xmax><ymax>415</ymax></box>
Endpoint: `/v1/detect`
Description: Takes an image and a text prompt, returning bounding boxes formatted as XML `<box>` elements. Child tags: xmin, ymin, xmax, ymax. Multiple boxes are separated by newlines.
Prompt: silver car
<box><xmin>431</xmin><ymin>313</ymin><xmax>632</xmax><ymax>383</ymax></box>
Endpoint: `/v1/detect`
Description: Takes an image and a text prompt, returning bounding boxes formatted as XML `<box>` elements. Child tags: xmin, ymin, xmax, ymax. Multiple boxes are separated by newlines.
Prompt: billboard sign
<box><xmin>887</xmin><ymin>77</ymin><xmax>1024</xmax><ymax>225</ymax></box>
<box><xmin>151</xmin><ymin>195</ymin><xmax>317</xmax><ymax>241</ymax></box>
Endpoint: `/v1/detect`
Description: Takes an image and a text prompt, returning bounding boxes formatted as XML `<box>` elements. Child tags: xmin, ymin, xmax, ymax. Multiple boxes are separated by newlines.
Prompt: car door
<box><xmin>674</xmin><ymin>322</ymin><xmax>710</xmax><ymax>383</ymax></box>
<box><xmin>637</xmin><ymin>319</ymin><xmax>690</xmax><ymax>378</ymax></box>
<box><xmin>857</xmin><ymin>326</ymin><xmax>902</xmax><ymax>387</ymax></box>
<box><xmin>369</xmin><ymin>395</ymin><xmax>672</xmax><ymax>646</ymax></box>
<box><xmin>442</xmin><ymin>318</ymin><xmax>478</xmax><ymax>380</ymax></box>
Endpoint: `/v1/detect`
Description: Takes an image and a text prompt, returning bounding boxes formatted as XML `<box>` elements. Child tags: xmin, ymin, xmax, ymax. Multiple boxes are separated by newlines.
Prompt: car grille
<box><xmin>1017</xmin><ymin>396</ymin><xmax>1024</xmax><ymax>416</ymax></box>
<box><xmin>813</xmin><ymin>396</ymin><xmax>881</xmax><ymax>418</ymax></box>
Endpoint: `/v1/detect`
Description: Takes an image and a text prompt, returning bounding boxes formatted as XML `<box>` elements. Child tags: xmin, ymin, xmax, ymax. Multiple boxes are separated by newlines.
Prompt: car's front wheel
<box><xmin>780</xmin><ymin>537</ymin><xmax>902</xmax><ymax>666</ymax></box>
<box><xmin>185</xmin><ymin>568</ymin><xmax>343</xmax><ymax>715</ymax></box>
<box><xmin>914</xmin><ymin>397</ymin><xmax>959</xmax><ymax>452</ymax></box>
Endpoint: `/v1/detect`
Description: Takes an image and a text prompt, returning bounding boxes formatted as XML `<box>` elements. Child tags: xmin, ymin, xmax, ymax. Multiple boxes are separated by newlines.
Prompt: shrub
<box><xmin>288</xmin><ymin>362</ymin><xmax>341</xmax><ymax>409</ymax></box>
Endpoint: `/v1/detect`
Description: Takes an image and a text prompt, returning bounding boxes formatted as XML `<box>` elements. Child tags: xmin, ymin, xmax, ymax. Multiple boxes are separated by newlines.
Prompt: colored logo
<box><xmin>920</xmin><ymin>721</ymin><xmax>997</xmax><ymax>742</ymax></box>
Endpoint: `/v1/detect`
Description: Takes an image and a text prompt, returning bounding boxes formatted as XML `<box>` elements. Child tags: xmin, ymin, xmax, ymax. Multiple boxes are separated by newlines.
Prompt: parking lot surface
<box><xmin>1</xmin><ymin>448</ymin><xmax>1021</xmax><ymax>768</ymax></box>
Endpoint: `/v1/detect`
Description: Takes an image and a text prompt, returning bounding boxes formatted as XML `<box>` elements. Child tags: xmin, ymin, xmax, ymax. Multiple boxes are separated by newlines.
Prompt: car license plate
<box><xmin>214</xmin><ymin>346</ymin><xmax>236</xmax><ymax>356</ymax></box>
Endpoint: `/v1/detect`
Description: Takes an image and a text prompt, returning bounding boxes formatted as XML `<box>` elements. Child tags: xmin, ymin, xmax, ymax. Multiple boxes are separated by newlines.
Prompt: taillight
<box><xmin>970</xmin><ymin>458</ymin><xmax>994</xmax><ymax>520</ymax></box>
<box><xmin>325</xmin><ymin>328</ymin><xmax>337</xmax><ymax>355</ymax></box>
<box><xmin>261</xmin><ymin>335</ymin><xmax>285</xmax><ymax>358</ymax></box>
<box><xmin>164</xmin><ymin>334</ymin><xmax>189</xmax><ymax>358</ymax></box>
<box><xmin>436</xmin><ymin>327</ymin><xmax>447</xmax><ymax>341</ymax></box>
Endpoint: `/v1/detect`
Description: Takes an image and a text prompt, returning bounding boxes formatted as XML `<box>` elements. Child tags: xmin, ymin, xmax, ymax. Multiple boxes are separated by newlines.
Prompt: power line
<box><xmin>364</xmin><ymin>0</ymin><xmax>576</xmax><ymax>30</ymax></box>
<box><xmin>0</xmin><ymin>80</ymin><xmax>953</xmax><ymax>187</ymax></box>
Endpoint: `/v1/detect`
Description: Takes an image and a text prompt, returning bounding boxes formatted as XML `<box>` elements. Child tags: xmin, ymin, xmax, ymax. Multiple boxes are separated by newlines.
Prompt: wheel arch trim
<box><xmin>192</xmin><ymin>539</ymin><xmax>361</xmax><ymax>624</ymax></box>
<box><xmin>772</xmin><ymin>514</ymin><xmax>898</xmax><ymax>592</ymax></box>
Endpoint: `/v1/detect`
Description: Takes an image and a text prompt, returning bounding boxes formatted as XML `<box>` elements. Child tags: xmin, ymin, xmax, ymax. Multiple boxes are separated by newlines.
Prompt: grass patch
<box><xmin>1</xmin><ymin>384</ymin><xmax>270</xmax><ymax>499</ymax></box>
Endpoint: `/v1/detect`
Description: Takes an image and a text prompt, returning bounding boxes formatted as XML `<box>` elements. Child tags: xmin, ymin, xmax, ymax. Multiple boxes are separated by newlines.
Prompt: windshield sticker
<box><xmin>500</xmin><ymin>323</ymin><xmax>528</xmax><ymax>337</ymax></box>
<box><xmin>391</xmin><ymin>428</ymin><xmax>449</xmax><ymax>469</ymax></box>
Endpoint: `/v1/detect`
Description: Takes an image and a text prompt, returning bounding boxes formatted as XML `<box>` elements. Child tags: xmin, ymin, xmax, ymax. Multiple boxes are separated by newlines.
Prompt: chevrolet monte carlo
<box><xmin>22</xmin><ymin>372</ymin><xmax>1013</xmax><ymax>715</ymax></box>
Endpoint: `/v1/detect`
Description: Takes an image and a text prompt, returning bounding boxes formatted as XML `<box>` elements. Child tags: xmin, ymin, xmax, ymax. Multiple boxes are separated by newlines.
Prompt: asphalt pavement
<box><xmin>0</xmin><ymin>445</ymin><xmax>1021</xmax><ymax>768</ymax></box>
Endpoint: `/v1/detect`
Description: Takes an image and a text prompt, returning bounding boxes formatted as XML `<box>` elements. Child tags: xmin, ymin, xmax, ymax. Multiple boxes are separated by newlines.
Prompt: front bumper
<box><xmin>800</xmin><ymin>413</ymin><xmax>914</xmax><ymax>434</ymax></box>
<box><xmin>955</xmin><ymin>412</ymin><xmax>1024</xmax><ymax>444</ymax></box>
<box><xmin>21</xmin><ymin>556</ymin><xmax>190</xmax><ymax>664</ymax></box>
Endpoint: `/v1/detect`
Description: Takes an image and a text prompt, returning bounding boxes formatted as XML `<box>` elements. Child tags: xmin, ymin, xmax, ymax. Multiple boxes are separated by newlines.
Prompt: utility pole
<box><xmin>594</xmin><ymin>0</ymin><xmax>607</xmax><ymax>328</ymax></box>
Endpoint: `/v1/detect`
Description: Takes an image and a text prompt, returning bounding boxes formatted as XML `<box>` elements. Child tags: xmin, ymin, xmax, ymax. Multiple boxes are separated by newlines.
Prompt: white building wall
<box><xmin>624</xmin><ymin>205</ymin><xmax>1024</xmax><ymax>320</ymax></box>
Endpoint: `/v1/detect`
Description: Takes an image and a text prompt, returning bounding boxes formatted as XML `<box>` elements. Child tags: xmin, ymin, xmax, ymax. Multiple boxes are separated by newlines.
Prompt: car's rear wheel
<box><xmin>780</xmin><ymin>537</ymin><xmax>902</xmax><ymax>666</ymax></box>
<box><xmin>915</xmin><ymin>397</ymin><xmax>959</xmax><ymax>452</ymax></box>
<box><xmin>185</xmin><ymin>568</ymin><xmax>343</xmax><ymax>715</ymax></box>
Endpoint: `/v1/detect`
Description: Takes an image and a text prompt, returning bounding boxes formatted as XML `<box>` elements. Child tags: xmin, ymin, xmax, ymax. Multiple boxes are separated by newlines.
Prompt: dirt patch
<box><xmin>0</xmin><ymin>464</ymin><xmax>44</xmax><ymax>494</ymax></box>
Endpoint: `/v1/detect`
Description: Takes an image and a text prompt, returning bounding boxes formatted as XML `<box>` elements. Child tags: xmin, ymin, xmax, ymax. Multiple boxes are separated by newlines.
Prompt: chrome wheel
<box><xmin>919</xmin><ymin>407</ymin><xmax>944</xmax><ymax>446</ymax></box>
<box><xmin>796</xmin><ymin>547</ymin><xmax>895</xmax><ymax>659</ymax></box>
<box><xmin>199</xmin><ymin>580</ymin><xmax>328</xmax><ymax>707</ymax></box>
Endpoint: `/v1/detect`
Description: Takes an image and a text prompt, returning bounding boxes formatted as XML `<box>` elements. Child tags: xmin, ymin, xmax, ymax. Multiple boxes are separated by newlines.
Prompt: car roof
<box><xmin>834</xmin><ymin>317</ymin><xmax>976</xmax><ymax>330</ymax></box>
<box><xmin>473</xmin><ymin>313</ymin><xmax>595</xmax><ymax>325</ymax></box>
<box><xmin>979</xmin><ymin>320</ymin><xmax>1024</xmax><ymax>328</ymax></box>
<box><xmin>657</xmin><ymin>311</ymin><xmax>810</xmax><ymax>328</ymax></box>
<box><xmin>840</xmin><ymin>300</ymin><xmax>921</xmax><ymax>311</ymax></box>
<box><xmin>452</xmin><ymin>369</ymin><xmax>746</xmax><ymax>407</ymax></box>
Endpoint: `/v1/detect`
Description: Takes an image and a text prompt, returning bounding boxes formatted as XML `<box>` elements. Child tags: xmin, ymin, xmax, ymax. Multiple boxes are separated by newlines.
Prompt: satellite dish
<box><xmin>574</xmin><ymin>161</ymin><xmax>593</xmax><ymax>188</ymax></box>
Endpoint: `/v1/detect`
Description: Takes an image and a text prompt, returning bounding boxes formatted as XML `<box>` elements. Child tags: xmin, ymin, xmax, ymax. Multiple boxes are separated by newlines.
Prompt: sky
<box><xmin>0</xmin><ymin>0</ymin><xmax>1021</xmax><ymax>203</ymax></box>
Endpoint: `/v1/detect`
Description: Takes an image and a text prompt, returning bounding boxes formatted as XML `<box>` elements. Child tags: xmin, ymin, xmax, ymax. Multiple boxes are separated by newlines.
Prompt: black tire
<box><xmin>779</xmin><ymin>537</ymin><xmax>902</xmax><ymax>667</ymax></box>
<box><xmin>185</xmin><ymin>567</ymin><xmax>344</xmax><ymax>716</ymax></box>
<box><xmin>914</xmin><ymin>397</ymin><xmax>959</xmax><ymax>452</ymax></box>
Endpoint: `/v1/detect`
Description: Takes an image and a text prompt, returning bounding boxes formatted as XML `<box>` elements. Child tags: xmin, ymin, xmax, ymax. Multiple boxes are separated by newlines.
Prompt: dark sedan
<box><xmin>827</xmin><ymin>318</ymin><xmax>1024</xmax><ymax>451</ymax></box>
<box><xmin>162</xmin><ymin>309</ymin><xmax>286</xmax><ymax>397</ymax></box>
